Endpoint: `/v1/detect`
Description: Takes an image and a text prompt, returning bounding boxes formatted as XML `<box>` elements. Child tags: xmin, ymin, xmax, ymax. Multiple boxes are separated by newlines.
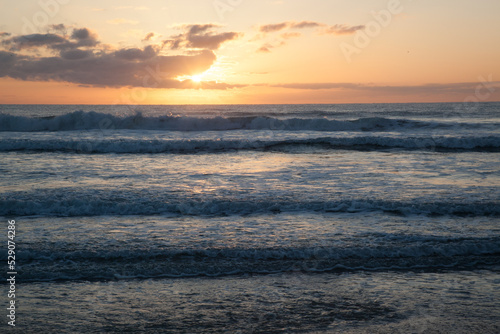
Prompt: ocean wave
<box><xmin>14</xmin><ymin>237</ymin><xmax>500</xmax><ymax>282</ymax></box>
<box><xmin>2</xmin><ymin>193</ymin><xmax>499</xmax><ymax>217</ymax></box>
<box><xmin>0</xmin><ymin>110</ymin><xmax>495</xmax><ymax>132</ymax></box>
<box><xmin>1</xmin><ymin>135</ymin><xmax>499</xmax><ymax>153</ymax></box>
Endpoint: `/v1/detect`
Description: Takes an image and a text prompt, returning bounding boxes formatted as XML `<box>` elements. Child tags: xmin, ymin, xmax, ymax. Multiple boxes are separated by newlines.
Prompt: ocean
<box><xmin>1</xmin><ymin>103</ymin><xmax>499</xmax><ymax>333</ymax></box>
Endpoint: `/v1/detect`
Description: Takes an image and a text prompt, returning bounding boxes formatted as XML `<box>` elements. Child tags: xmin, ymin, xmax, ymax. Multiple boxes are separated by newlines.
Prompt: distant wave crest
<box><xmin>0</xmin><ymin>110</ymin><xmax>495</xmax><ymax>132</ymax></box>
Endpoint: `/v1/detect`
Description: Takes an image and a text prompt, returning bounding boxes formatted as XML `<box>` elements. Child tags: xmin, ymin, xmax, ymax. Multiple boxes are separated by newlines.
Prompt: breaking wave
<box><xmin>16</xmin><ymin>236</ymin><xmax>500</xmax><ymax>282</ymax></box>
<box><xmin>1</xmin><ymin>110</ymin><xmax>496</xmax><ymax>132</ymax></box>
<box><xmin>1</xmin><ymin>136</ymin><xmax>499</xmax><ymax>153</ymax></box>
<box><xmin>2</xmin><ymin>190</ymin><xmax>499</xmax><ymax>217</ymax></box>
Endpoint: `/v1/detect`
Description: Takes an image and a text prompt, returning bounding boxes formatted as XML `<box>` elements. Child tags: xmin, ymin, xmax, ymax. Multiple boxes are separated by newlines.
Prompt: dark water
<box><xmin>1</xmin><ymin>103</ymin><xmax>499</xmax><ymax>332</ymax></box>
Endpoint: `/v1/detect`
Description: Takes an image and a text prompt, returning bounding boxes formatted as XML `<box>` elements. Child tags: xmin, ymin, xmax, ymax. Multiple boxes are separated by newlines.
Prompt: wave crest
<box><xmin>1</xmin><ymin>136</ymin><xmax>499</xmax><ymax>153</ymax></box>
<box><xmin>0</xmin><ymin>111</ymin><xmax>493</xmax><ymax>132</ymax></box>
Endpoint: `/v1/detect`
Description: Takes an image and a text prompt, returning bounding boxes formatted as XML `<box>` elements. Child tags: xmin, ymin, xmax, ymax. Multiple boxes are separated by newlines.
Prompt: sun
<box><xmin>190</xmin><ymin>74</ymin><xmax>203</xmax><ymax>83</ymax></box>
<box><xmin>176</xmin><ymin>73</ymin><xmax>205</xmax><ymax>83</ymax></box>
<box><xmin>176</xmin><ymin>63</ymin><xmax>227</xmax><ymax>84</ymax></box>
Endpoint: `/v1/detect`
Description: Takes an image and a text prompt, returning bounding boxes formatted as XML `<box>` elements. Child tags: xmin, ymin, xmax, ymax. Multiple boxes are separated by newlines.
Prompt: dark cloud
<box><xmin>259</xmin><ymin>21</ymin><xmax>324</xmax><ymax>33</ymax></box>
<box><xmin>49</xmin><ymin>24</ymin><xmax>67</xmax><ymax>34</ymax></box>
<box><xmin>0</xmin><ymin>32</ymin><xmax>11</xmax><ymax>38</ymax></box>
<box><xmin>258</xmin><ymin>21</ymin><xmax>362</xmax><ymax>35</ymax></box>
<box><xmin>0</xmin><ymin>25</ymin><xmax>243</xmax><ymax>90</ymax></box>
<box><xmin>188</xmin><ymin>24</ymin><xmax>218</xmax><ymax>35</ymax></box>
<box><xmin>322</xmin><ymin>24</ymin><xmax>365</xmax><ymax>35</ymax></box>
<box><xmin>71</xmin><ymin>28</ymin><xmax>90</xmax><ymax>40</ymax></box>
<box><xmin>0</xmin><ymin>51</ymin><xmax>18</xmax><ymax>69</ymax></box>
<box><xmin>60</xmin><ymin>49</ymin><xmax>93</xmax><ymax>60</ymax></box>
<box><xmin>291</xmin><ymin>21</ymin><xmax>323</xmax><ymax>29</ymax></box>
<box><xmin>188</xmin><ymin>31</ymin><xmax>240</xmax><ymax>49</ymax></box>
<box><xmin>114</xmin><ymin>45</ymin><xmax>158</xmax><ymax>60</ymax></box>
<box><xmin>0</xmin><ymin>48</ymin><xmax>219</xmax><ymax>88</ymax></box>
<box><xmin>259</xmin><ymin>22</ymin><xmax>290</xmax><ymax>33</ymax></box>
<box><xmin>256</xmin><ymin>21</ymin><xmax>363</xmax><ymax>53</ymax></box>
<box><xmin>143</xmin><ymin>32</ymin><xmax>155</xmax><ymax>41</ymax></box>
<box><xmin>66</xmin><ymin>28</ymin><xmax>99</xmax><ymax>47</ymax></box>
<box><xmin>165</xmin><ymin>24</ymin><xmax>242</xmax><ymax>50</ymax></box>
<box><xmin>2</xmin><ymin>33</ymin><xmax>67</xmax><ymax>50</ymax></box>
<box><xmin>1</xmin><ymin>28</ymin><xmax>99</xmax><ymax>51</ymax></box>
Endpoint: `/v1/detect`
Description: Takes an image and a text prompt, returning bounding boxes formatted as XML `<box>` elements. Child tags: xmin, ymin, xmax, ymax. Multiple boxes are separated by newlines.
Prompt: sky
<box><xmin>0</xmin><ymin>0</ymin><xmax>499</xmax><ymax>104</ymax></box>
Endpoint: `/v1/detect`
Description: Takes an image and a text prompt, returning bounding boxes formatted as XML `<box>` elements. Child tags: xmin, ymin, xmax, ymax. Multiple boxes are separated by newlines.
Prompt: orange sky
<box><xmin>1</xmin><ymin>0</ymin><xmax>499</xmax><ymax>104</ymax></box>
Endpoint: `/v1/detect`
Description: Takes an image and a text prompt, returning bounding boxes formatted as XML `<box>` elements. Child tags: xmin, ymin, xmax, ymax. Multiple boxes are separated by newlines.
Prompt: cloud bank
<box><xmin>0</xmin><ymin>24</ymin><xmax>243</xmax><ymax>89</ymax></box>
<box><xmin>262</xmin><ymin>81</ymin><xmax>500</xmax><ymax>97</ymax></box>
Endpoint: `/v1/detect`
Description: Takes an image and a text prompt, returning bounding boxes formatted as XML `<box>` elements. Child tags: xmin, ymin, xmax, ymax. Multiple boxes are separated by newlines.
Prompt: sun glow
<box><xmin>176</xmin><ymin>62</ymin><xmax>228</xmax><ymax>85</ymax></box>
<box><xmin>176</xmin><ymin>73</ymin><xmax>206</xmax><ymax>83</ymax></box>
<box><xmin>190</xmin><ymin>74</ymin><xmax>203</xmax><ymax>83</ymax></box>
